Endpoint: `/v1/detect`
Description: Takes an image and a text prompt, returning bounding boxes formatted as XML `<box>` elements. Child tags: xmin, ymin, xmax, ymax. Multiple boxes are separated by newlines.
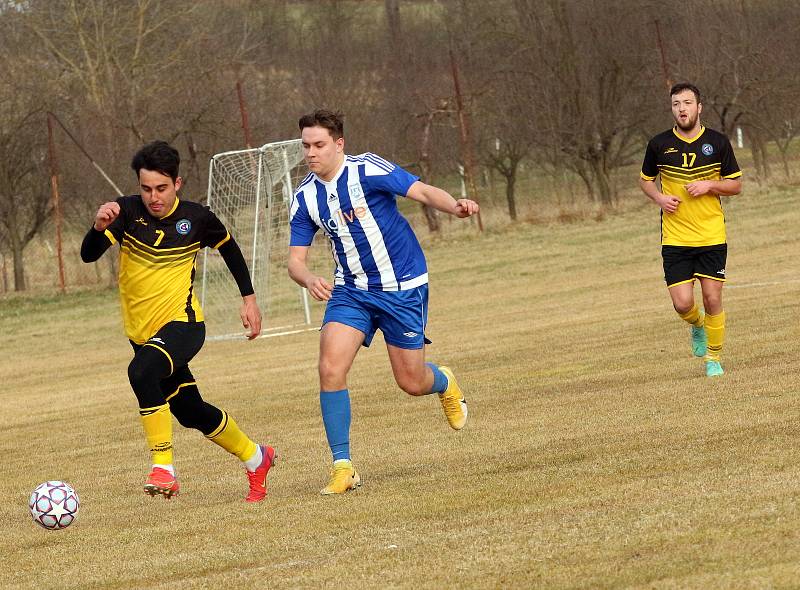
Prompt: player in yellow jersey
<box><xmin>639</xmin><ymin>83</ymin><xmax>742</xmax><ymax>377</ymax></box>
<box><xmin>81</xmin><ymin>141</ymin><xmax>276</xmax><ymax>501</ymax></box>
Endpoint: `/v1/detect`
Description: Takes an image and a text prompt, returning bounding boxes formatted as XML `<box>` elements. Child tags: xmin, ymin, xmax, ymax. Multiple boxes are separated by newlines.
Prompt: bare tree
<box><xmin>0</xmin><ymin>6</ymin><xmax>57</xmax><ymax>290</ymax></box>
<box><xmin>511</xmin><ymin>0</ymin><xmax>651</xmax><ymax>206</ymax></box>
<box><xmin>0</xmin><ymin>108</ymin><xmax>51</xmax><ymax>291</ymax></box>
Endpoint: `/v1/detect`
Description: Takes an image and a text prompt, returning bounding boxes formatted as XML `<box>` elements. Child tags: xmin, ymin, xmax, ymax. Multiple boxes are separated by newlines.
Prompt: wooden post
<box><xmin>46</xmin><ymin>113</ymin><xmax>66</xmax><ymax>293</ymax></box>
<box><xmin>236</xmin><ymin>79</ymin><xmax>254</xmax><ymax>149</ymax></box>
<box><xmin>654</xmin><ymin>20</ymin><xmax>673</xmax><ymax>90</ymax></box>
<box><xmin>449</xmin><ymin>48</ymin><xmax>483</xmax><ymax>231</ymax></box>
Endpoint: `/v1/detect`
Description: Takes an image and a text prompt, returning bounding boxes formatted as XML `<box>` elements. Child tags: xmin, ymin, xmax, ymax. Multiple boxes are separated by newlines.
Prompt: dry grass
<box><xmin>1</xmin><ymin>186</ymin><xmax>799</xmax><ymax>589</ymax></box>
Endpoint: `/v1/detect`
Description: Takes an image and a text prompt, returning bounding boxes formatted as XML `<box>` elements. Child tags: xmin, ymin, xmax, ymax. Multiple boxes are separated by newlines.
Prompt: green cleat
<box><xmin>705</xmin><ymin>360</ymin><xmax>724</xmax><ymax>377</ymax></box>
<box><xmin>691</xmin><ymin>324</ymin><xmax>707</xmax><ymax>357</ymax></box>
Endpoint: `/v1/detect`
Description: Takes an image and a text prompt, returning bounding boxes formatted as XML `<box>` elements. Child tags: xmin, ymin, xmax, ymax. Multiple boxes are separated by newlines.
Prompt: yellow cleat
<box><xmin>320</xmin><ymin>460</ymin><xmax>361</xmax><ymax>495</ymax></box>
<box><xmin>438</xmin><ymin>366</ymin><xmax>468</xmax><ymax>430</ymax></box>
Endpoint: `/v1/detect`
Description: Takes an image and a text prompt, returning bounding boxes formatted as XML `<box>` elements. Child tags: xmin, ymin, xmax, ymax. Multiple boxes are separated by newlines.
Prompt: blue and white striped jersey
<box><xmin>290</xmin><ymin>153</ymin><xmax>428</xmax><ymax>291</ymax></box>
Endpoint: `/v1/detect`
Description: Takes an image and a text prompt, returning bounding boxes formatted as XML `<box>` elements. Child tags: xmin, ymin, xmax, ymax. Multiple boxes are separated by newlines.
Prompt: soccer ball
<box><xmin>29</xmin><ymin>481</ymin><xmax>80</xmax><ymax>530</ymax></box>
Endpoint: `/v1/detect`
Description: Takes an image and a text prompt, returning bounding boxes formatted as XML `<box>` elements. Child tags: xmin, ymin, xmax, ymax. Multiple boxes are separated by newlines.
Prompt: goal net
<box><xmin>200</xmin><ymin>139</ymin><xmax>313</xmax><ymax>340</ymax></box>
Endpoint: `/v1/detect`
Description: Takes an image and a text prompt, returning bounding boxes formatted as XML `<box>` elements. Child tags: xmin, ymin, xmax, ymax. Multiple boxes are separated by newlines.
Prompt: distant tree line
<box><xmin>1</xmin><ymin>0</ymin><xmax>798</xmax><ymax>290</ymax></box>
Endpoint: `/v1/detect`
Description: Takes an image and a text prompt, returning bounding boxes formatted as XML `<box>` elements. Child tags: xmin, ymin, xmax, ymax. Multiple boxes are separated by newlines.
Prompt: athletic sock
<box><xmin>320</xmin><ymin>389</ymin><xmax>351</xmax><ymax>461</ymax></box>
<box><xmin>139</xmin><ymin>403</ymin><xmax>174</xmax><ymax>466</ymax></box>
<box><xmin>704</xmin><ymin>311</ymin><xmax>725</xmax><ymax>361</ymax></box>
<box><xmin>205</xmin><ymin>410</ymin><xmax>258</xmax><ymax>463</ymax></box>
<box><xmin>243</xmin><ymin>445</ymin><xmax>263</xmax><ymax>472</ymax></box>
<box><xmin>426</xmin><ymin>362</ymin><xmax>449</xmax><ymax>394</ymax></box>
<box><xmin>679</xmin><ymin>303</ymin><xmax>704</xmax><ymax>327</ymax></box>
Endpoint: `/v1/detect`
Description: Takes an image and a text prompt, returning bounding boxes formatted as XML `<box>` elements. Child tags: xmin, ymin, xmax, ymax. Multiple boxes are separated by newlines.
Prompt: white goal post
<box><xmin>200</xmin><ymin>139</ymin><xmax>313</xmax><ymax>340</ymax></box>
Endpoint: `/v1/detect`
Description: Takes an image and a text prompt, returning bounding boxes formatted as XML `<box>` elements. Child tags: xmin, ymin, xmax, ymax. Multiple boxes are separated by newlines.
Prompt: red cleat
<box><xmin>245</xmin><ymin>445</ymin><xmax>276</xmax><ymax>503</ymax></box>
<box><xmin>143</xmin><ymin>467</ymin><xmax>179</xmax><ymax>499</ymax></box>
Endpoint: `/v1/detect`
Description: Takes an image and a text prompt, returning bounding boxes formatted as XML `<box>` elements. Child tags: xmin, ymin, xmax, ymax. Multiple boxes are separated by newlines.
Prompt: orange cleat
<box><xmin>245</xmin><ymin>445</ymin><xmax>276</xmax><ymax>503</ymax></box>
<box><xmin>143</xmin><ymin>467</ymin><xmax>179</xmax><ymax>499</ymax></box>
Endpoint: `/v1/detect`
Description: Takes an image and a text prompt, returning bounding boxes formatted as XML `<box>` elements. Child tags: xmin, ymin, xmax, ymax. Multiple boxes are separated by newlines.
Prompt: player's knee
<box><xmin>318</xmin><ymin>359</ymin><xmax>347</xmax><ymax>389</ymax></box>
<box><xmin>702</xmin><ymin>293</ymin><xmax>722</xmax><ymax>313</ymax></box>
<box><xmin>127</xmin><ymin>357</ymin><xmax>158</xmax><ymax>395</ymax></box>
<box><xmin>672</xmin><ymin>298</ymin><xmax>694</xmax><ymax>315</ymax></box>
<box><xmin>396</xmin><ymin>375</ymin><xmax>426</xmax><ymax>396</ymax></box>
<box><xmin>172</xmin><ymin>406</ymin><xmax>217</xmax><ymax>433</ymax></box>
<box><xmin>169</xmin><ymin>395</ymin><xmax>200</xmax><ymax>429</ymax></box>
<box><xmin>168</xmin><ymin>388</ymin><xmax>220</xmax><ymax>435</ymax></box>
<box><xmin>128</xmin><ymin>373</ymin><xmax>164</xmax><ymax>409</ymax></box>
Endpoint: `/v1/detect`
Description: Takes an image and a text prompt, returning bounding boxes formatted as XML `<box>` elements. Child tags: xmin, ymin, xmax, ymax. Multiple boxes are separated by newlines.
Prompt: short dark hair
<box><xmin>131</xmin><ymin>141</ymin><xmax>180</xmax><ymax>182</ymax></box>
<box><xmin>298</xmin><ymin>109</ymin><xmax>344</xmax><ymax>139</ymax></box>
<box><xmin>670</xmin><ymin>82</ymin><xmax>701</xmax><ymax>104</ymax></box>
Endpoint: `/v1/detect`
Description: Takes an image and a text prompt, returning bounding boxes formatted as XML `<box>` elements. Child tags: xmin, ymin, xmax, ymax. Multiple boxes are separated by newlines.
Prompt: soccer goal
<box><xmin>200</xmin><ymin>139</ymin><xmax>313</xmax><ymax>340</ymax></box>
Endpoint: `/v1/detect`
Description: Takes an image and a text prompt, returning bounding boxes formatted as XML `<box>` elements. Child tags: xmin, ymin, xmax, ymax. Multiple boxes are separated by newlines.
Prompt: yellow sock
<box><xmin>704</xmin><ymin>311</ymin><xmax>725</xmax><ymax>361</ymax></box>
<box><xmin>678</xmin><ymin>303</ymin><xmax>704</xmax><ymax>327</ymax></box>
<box><xmin>206</xmin><ymin>411</ymin><xmax>257</xmax><ymax>462</ymax></box>
<box><xmin>139</xmin><ymin>403</ymin><xmax>173</xmax><ymax>465</ymax></box>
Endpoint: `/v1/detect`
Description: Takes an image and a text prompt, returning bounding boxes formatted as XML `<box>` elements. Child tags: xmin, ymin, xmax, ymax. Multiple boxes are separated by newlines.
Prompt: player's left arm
<box><xmin>203</xmin><ymin>205</ymin><xmax>262</xmax><ymax>340</ymax></box>
<box><xmin>405</xmin><ymin>181</ymin><xmax>479</xmax><ymax>218</ymax></box>
<box><xmin>218</xmin><ymin>238</ymin><xmax>261</xmax><ymax>340</ymax></box>
<box><xmin>686</xmin><ymin>137</ymin><xmax>742</xmax><ymax>197</ymax></box>
<box><xmin>685</xmin><ymin>178</ymin><xmax>742</xmax><ymax>198</ymax></box>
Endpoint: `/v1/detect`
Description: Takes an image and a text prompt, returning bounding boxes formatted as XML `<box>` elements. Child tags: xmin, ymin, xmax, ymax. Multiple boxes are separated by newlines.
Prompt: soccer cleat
<box><xmin>691</xmin><ymin>324</ymin><xmax>707</xmax><ymax>357</ymax></box>
<box><xmin>706</xmin><ymin>360</ymin><xmax>724</xmax><ymax>377</ymax></box>
<box><xmin>143</xmin><ymin>467</ymin><xmax>179</xmax><ymax>499</ymax></box>
<box><xmin>438</xmin><ymin>366</ymin><xmax>468</xmax><ymax>430</ymax></box>
<box><xmin>320</xmin><ymin>460</ymin><xmax>361</xmax><ymax>495</ymax></box>
<box><xmin>245</xmin><ymin>445</ymin><xmax>276</xmax><ymax>503</ymax></box>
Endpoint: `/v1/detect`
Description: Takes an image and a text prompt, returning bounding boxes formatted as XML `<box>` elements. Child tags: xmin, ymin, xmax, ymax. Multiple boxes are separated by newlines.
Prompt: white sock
<box><xmin>244</xmin><ymin>445</ymin><xmax>263</xmax><ymax>472</ymax></box>
<box><xmin>153</xmin><ymin>463</ymin><xmax>175</xmax><ymax>475</ymax></box>
<box><xmin>333</xmin><ymin>458</ymin><xmax>351</xmax><ymax>466</ymax></box>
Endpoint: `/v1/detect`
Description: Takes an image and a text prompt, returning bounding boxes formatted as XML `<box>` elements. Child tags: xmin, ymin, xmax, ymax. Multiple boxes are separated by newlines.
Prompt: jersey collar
<box><xmin>672</xmin><ymin>125</ymin><xmax>705</xmax><ymax>144</ymax></box>
<box><xmin>161</xmin><ymin>196</ymin><xmax>181</xmax><ymax>219</ymax></box>
<box><xmin>314</xmin><ymin>157</ymin><xmax>347</xmax><ymax>187</ymax></box>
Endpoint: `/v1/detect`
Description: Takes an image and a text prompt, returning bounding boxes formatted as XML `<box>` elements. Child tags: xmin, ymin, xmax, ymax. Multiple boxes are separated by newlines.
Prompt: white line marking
<box><xmin>727</xmin><ymin>278</ymin><xmax>800</xmax><ymax>289</ymax></box>
<box><xmin>206</xmin><ymin>326</ymin><xmax>318</xmax><ymax>342</ymax></box>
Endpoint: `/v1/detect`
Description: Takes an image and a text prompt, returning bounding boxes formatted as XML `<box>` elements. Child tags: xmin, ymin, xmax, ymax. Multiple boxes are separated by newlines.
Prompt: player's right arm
<box><xmin>80</xmin><ymin>201</ymin><xmax>121</xmax><ymax>262</ymax></box>
<box><xmin>638</xmin><ymin>177</ymin><xmax>681</xmax><ymax>213</ymax></box>
<box><xmin>639</xmin><ymin>139</ymin><xmax>680</xmax><ymax>213</ymax></box>
<box><xmin>93</xmin><ymin>201</ymin><xmax>121</xmax><ymax>231</ymax></box>
<box><xmin>288</xmin><ymin>189</ymin><xmax>330</xmax><ymax>300</ymax></box>
<box><xmin>288</xmin><ymin>246</ymin><xmax>332</xmax><ymax>301</ymax></box>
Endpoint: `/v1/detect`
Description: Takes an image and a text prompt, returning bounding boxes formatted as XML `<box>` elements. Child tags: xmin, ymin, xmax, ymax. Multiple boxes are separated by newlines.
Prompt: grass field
<box><xmin>1</xmin><ymin>185</ymin><xmax>799</xmax><ymax>589</ymax></box>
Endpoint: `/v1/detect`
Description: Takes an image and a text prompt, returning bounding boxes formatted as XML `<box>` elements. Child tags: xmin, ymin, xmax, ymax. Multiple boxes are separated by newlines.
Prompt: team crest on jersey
<box><xmin>348</xmin><ymin>183</ymin><xmax>364</xmax><ymax>201</ymax></box>
<box><xmin>175</xmin><ymin>219</ymin><xmax>191</xmax><ymax>235</ymax></box>
<box><xmin>701</xmin><ymin>143</ymin><xmax>714</xmax><ymax>156</ymax></box>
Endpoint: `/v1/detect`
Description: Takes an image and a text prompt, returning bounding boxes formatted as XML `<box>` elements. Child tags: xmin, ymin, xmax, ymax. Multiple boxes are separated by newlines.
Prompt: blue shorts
<box><xmin>322</xmin><ymin>284</ymin><xmax>431</xmax><ymax>349</ymax></box>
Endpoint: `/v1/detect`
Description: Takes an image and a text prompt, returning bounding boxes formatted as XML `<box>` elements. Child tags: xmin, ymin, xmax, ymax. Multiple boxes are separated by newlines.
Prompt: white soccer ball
<box><xmin>29</xmin><ymin>481</ymin><xmax>80</xmax><ymax>530</ymax></box>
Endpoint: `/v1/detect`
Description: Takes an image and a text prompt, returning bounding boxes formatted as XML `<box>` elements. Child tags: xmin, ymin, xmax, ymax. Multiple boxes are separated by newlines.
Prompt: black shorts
<box><xmin>662</xmin><ymin>244</ymin><xmax>727</xmax><ymax>287</ymax></box>
<box><xmin>130</xmin><ymin>321</ymin><xmax>205</xmax><ymax>387</ymax></box>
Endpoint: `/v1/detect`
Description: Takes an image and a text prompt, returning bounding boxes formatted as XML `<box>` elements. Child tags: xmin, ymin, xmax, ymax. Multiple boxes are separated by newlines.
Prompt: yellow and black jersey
<box><xmin>641</xmin><ymin>126</ymin><xmax>742</xmax><ymax>247</ymax></box>
<box><xmin>101</xmin><ymin>196</ymin><xmax>230</xmax><ymax>344</ymax></box>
